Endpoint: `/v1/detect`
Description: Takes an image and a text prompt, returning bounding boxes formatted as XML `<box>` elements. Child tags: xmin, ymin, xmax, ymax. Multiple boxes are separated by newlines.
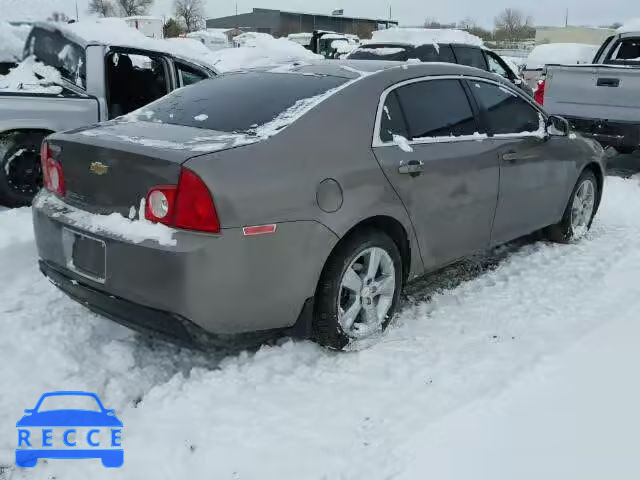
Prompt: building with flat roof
<box><xmin>535</xmin><ymin>26</ymin><xmax>614</xmax><ymax>45</ymax></box>
<box><xmin>206</xmin><ymin>8</ymin><xmax>398</xmax><ymax>39</ymax></box>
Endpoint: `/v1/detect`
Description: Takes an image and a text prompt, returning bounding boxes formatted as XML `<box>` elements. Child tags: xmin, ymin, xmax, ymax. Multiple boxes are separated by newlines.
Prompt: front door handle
<box><xmin>502</xmin><ymin>151</ymin><xmax>520</xmax><ymax>163</ymax></box>
<box><xmin>596</xmin><ymin>77</ymin><xmax>620</xmax><ymax>87</ymax></box>
<box><xmin>398</xmin><ymin>160</ymin><xmax>424</xmax><ymax>177</ymax></box>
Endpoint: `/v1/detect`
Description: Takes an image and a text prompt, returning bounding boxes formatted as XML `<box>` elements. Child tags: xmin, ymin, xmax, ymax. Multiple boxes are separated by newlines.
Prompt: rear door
<box><xmin>372</xmin><ymin>77</ymin><xmax>500</xmax><ymax>269</ymax></box>
<box><xmin>466</xmin><ymin>78</ymin><xmax>571</xmax><ymax>244</ymax></box>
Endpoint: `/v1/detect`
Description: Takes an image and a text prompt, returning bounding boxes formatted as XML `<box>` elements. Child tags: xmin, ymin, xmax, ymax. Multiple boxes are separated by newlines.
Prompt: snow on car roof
<box><xmin>370</xmin><ymin>28</ymin><xmax>483</xmax><ymax>47</ymax></box>
<box><xmin>525</xmin><ymin>43</ymin><xmax>598</xmax><ymax>69</ymax></box>
<box><xmin>0</xmin><ymin>21</ymin><xmax>31</xmax><ymax>63</ymax></box>
<box><xmin>617</xmin><ymin>19</ymin><xmax>640</xmax><ymax>34</ymax></box>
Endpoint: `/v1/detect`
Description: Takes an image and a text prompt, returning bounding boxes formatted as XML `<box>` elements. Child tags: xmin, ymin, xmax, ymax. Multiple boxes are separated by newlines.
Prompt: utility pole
<box><xmin>75</xmin><ymin>0</ymin><xmax>79</xmax><ymax>21</ymax></box>
<box><xmin>564</xmin><ymin>8</ymin><xmax>568</xmax><ymax>27</ymax></box>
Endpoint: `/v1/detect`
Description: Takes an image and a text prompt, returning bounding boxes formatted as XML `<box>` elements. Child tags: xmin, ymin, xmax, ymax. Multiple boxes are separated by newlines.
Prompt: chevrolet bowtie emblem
<box><xmin>89</xmin><ymin>162</ymin><xmax>109</xmax><ymax>175</ymax></box>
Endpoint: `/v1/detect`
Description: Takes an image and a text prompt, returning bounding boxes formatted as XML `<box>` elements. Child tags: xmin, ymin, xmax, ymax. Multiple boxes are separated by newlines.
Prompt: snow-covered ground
<box><xmin>1</xmin><ymin>175</ymin><xmax>640</xmax><ymax>479</ymax></box>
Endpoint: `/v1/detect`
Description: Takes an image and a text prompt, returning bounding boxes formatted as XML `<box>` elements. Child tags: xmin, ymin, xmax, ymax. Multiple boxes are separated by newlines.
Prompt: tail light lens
<box><xmin>145</xmin><ymin>167</ymin><xmax>220</xmax><ymax>233</ymax></box>
<box><xmin>534</xmin><ymin>78</ymin><xmax>545</xmax><ymax>105</ymax></box>
<box><xmin>40</xmin><ymin>141</ymin><xmax>65</xmax><ymax>196</ymax></box>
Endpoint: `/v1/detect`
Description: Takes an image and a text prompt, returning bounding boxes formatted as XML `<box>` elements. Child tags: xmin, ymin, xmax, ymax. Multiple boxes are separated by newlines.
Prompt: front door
<box><xmin>372</xmin><ymin>78</ymin><xmax>500</xmax><ymax>270</ymax></box>
<box><xmin>465</xmin><ymin>79</ymin><xmax>572</xmax><ymax>244</ymax></box>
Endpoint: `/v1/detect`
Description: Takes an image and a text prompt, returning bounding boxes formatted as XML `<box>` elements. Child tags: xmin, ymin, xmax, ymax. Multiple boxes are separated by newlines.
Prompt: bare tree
<box><xmin>174</xmin><ymin>0</ymin><xmax>204</xmax><ymax>32</ymax></box>
<box><xmin>114</xmin><ymin>0</ymin><xmax>154</xmax><ymax>16</ymax></box>
<box><xmin>494</xmin><ymin>8</ymin><xmax>533</xmax><ymax>42</ymax></box>
<box><xmin>88</xmin><ymin>0</ymin><xmax>116</xmax><ymax>17</ymax></box>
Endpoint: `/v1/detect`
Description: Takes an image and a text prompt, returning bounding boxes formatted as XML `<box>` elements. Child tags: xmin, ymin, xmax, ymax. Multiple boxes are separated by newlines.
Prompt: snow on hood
<box><xmin>525</xmin><ymin>43</ymin><xmax>598</xmax><ymax>69</ymax></box>
<box><xmin>617</xmin><ymin>19</ymin><xmax>640</xmax><ymax>34</ymax></box>
<box><xmin>0</xmin><ymin>56</ymin><xmax>63</xmax><ymax>94</ymax></box>
<box><xmin>0</xmin><ymin>22</ymin><xmax>31</xmax><ymax>63</ymax></box>
<box><xmin>370</xmin><ymin>28</ymin><xmax>483</xmax><ymax>47</ymax></box>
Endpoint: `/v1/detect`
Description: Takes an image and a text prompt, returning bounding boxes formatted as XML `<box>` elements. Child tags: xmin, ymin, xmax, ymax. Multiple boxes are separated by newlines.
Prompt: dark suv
<box><xmin>347</xmin><ymin>42</ymin><xmax>533</xmax><ymax>97</ymax></box>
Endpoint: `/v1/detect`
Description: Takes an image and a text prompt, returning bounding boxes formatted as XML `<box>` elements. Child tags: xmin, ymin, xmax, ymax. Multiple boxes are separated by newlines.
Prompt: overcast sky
<box><xmin>2</xmin><ymin>0</ymin><xmax>635</xmax><ymax>29</ymax></box>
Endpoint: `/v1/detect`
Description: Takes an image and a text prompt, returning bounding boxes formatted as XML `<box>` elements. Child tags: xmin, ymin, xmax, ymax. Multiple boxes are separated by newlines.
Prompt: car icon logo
<box><xmin>16</xmin><ymin>391</ymin><xmax>123</xmax><ymax>468</ymax></box>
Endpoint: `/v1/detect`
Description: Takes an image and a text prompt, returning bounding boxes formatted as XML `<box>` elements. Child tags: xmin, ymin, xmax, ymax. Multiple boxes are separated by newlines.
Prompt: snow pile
<box><xmin>0</xmin><ymin>56</ymin><xmax>63</xmax><ymax>93</ymax></box>
<box><xmin>0</xmin><ymin>21</ymin><xmax>30</xmax><ymax>63</ymax></box>
<box><xmin>211</xmin><ymin>32</ymin><xmax>323</xmax><ymax>71</ymax></box>
<box><xmin>370</xmin><ymin>27</ymin><xmax>483</xmax><ymax>47</ymax></box>
<box><xmin>34</xmin><ymin>191</ymin><xmax>177</xmax><ymax>246</ymax></box>
<box><xmin>2</xmin><ymin>176</ymin><xmax>640</xmax><ymax>478</ymax></box>
<box><xmin>524</xmin><ymin>43</ymin><xmax>598</xmax><ymax>69</ymax></box>
<box><xmin>617</xmin><ymin>18</ymin><xmax>640</xmax><ymax>33</ymax></box>
<box><xmin>0</xmin><ymin>207</ymin><xmax>33</xmax><ymax>250</ymax></box>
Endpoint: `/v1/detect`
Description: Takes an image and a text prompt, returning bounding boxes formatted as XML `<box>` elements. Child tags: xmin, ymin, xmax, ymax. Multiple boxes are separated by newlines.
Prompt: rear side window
<box><xmin>137</xmin><ymin>72</ymin><xmax>347</xmax><ymax>132</ymax></box>
<box><xmin>469</xmin><ymin>81</ymin><xmax>540</xmax><ymax>134</ymax></box>
<box><xmin>379</xmin><ymin>91</ymin><xmax>408</xmax><ymax>142</ymax></box>
<box><xmin>395</xmin><ymin>79</ymin><xmax>477</xmax><ymax>139</ymax></box>
<box><xmin>453</xmin><ymin>46</ymin><xmax>488</xmax><ymax>70</ymax></box>
<box><xmin>24</xmin><ymin>27</ymin><xmax>86</xmax><ymax>88</ymax></box>
<box><xmin>413</xmin><ymin>44</ymin><xmax>456</xmax><ymax>63</ymax></box>
<box><xmin>175</xmin><ymin>62</ymin><xmax>208</xmax><ymax>87</ymax></box>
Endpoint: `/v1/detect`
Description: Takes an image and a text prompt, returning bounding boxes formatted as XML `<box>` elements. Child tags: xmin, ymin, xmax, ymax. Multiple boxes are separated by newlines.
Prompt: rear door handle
<box><xmin>398</xmin><ymin>160</ymin><xmax>424</xmax><ymax>176</ymax></box>
<box><xmin>596</xmin><ymin>77</ymin><xmax>620</xmax><ymax>87</ymax></box>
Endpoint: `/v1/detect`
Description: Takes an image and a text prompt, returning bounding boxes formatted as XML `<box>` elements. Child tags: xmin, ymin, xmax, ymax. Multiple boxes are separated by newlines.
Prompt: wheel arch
<box><xmin>581</xmin><ymin>162</ymin><xmax>604</xmax><ymax>209</ymax></box>
<box><xmin>0</xmin><ymin>127</ymin><xmax>55</xmax><ymax>143</ymax></box>
<box><xmin>325</xmin><ymin>215</ymin><xmax>412</xmax><ymax>285</ymax></box>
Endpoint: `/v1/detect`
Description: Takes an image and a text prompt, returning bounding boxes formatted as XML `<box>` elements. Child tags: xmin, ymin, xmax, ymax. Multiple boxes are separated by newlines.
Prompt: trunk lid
<box><xmin>49</xmin><ymin>121</ymin><xmax>242</xmax><ymax>216</ymax></box>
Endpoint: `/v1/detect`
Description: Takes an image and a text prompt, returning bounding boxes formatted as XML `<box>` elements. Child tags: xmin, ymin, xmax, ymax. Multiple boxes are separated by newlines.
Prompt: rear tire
<box><xmin>0</xmin><ymin>131</ymin><xmax>46</xmax><ymax>207</ymax></box>
<box><xmin>546</xmin><ymin>170</ymin><xmax>599</xmax><ymax>243</ymax></box>
<box><xmin>313</xmin><ymin>229</ymin><xmax>403</xmax><ymax>350</ymax></box>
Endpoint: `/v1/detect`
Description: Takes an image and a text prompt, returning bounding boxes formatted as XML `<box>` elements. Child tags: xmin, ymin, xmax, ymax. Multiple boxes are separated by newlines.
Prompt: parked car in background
<box><xmin>540</xmin><ymin>29</ymin><xmax>640</xmax><ymax>154</ymax></box>
<box><xmin>522</xmin><ymin>43</ymin><xmax>598</xmax><ymax>89</ymax></box>
<box><xmin>33</xmin><ymin>61</ymin><xmax>604</xmax><ymax>351</ymax></box>
<box><xmin>347</xmin><ymin>29</ymin><xmax>533</xmax><ymax>96</ymax></box>
<box><xmin>0</xmin><ymin>21</ymin><xmax>217</xmax><ymax>207</ymax></box>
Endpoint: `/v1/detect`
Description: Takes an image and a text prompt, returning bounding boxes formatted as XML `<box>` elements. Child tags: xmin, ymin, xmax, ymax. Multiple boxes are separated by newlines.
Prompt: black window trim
<box><xmin>372</xmin><ymin>75</ymin><xmax>529</xmax><ymax>147</ymax></box>
<box><xmin>602</xmin><ymin>36</ymin><xmax>640</xmax><ymax>65</ymax></box>
<box><xmin>463</xmin><ymin>77</ymin><xmax>547</xmax><ymax>138</ymax></box>
<box><xmin>483</xmin><ymin>49</ymin><xmax>516</xmax><ymax>80</ymax></box>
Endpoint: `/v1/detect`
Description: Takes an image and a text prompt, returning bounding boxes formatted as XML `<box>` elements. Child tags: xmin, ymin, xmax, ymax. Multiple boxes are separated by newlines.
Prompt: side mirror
<box><xmin>546</xmin><ymin>115</ymin><xmax>569</xmax><ymax>136</ymax></box>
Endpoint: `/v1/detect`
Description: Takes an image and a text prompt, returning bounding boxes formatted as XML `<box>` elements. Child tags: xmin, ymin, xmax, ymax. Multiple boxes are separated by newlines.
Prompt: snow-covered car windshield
<box><xmin>36</xmin><ymin>395</ymin><xmax>102</xmax><ymax>412</ymax></box>
<box><xmin>136</xmin><ymin>72</ymin><xmax>347</xmax><ymax>133</ymax></box>
<box><xmin>23</xmin><ymin>26</ymin><xmax>86</xmax><ymax>88</ymax></box>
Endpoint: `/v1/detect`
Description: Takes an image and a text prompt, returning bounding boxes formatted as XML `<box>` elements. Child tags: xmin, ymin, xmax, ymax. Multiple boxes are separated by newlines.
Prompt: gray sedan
<box><xmin>32</xmin><ymin>61</ymin><xmax>606</xmax><ymax>350</ymax></box>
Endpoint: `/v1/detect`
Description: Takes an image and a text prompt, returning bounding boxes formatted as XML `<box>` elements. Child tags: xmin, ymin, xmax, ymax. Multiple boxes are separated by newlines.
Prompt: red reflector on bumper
<box><xmin>243</xmin><ymin>224</ymin><xmax>277</xmax><ymax>236</ymax></box>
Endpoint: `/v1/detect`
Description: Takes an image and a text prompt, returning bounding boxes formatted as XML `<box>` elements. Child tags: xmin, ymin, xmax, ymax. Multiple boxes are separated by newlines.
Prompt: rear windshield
<box><xmin>349</xmin><ymin>45</ymin><xmax>410</xmax><ymax>61</ymax></box>
<box><xmin>137</xmin><ymin>72</ymin><xmax>347</xmax><ymax>132</ymax></box>
<box><xmin>24</xmin><ymin>27</ymin><xmax>86</xmax><ymax>88</ymax></box>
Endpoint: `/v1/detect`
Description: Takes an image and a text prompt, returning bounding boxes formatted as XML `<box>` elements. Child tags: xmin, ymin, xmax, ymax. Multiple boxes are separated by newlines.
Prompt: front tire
<box><xmin>546</xmin><ymin>170</ymin><xmax>599</xmax><ymax>243</ymax></box>
<box><xmin>313</xmin><ymin>229</ymin><xmax>403</xmax><ymax>350</ymax></box>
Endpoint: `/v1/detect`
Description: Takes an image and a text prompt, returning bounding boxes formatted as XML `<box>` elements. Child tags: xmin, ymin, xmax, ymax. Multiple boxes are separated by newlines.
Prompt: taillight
<box><xmin>534</xmin><ymin>78</ymin><xmax>545</xmax><ymax>105</ymax></box>
<box><xmin>145</xmin><ymin>167</ymin><xmax>220</xmax><ymax>233</ymax></box>
<box><xmin>40</xmin><ymin>141</ymin><xmax>65</xmax><ymax>196</ymax></box>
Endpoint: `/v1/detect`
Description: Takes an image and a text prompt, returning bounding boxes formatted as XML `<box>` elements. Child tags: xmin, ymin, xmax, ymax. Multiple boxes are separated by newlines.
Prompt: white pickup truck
<box><xmin>539</xmin><ymin>31</ymin><xmax>640</xmax><ymax>154</ymax></box>
<box><xmin>0</xmin><ymin>22</ymin><xmax>217</xmax><ymax>207</ymax></box>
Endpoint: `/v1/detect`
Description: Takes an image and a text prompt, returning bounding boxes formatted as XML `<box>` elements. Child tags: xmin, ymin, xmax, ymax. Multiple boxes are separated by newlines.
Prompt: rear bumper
<box><xmin>565</xmin><ymin>117</ymin><xmax>640</xmax><ymax>148</ymax></box>
<box><xmin>33</xmin><ymin>190</ymin><xmax>338</xmax><ymax>338</ymax></box>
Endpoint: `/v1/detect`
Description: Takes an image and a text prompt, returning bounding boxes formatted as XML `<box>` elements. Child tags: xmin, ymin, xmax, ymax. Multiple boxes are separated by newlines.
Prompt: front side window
<box><xmin>470</xmin><ymin>81</ymin><xmax>540</xmax><ymax>135</ymax></box>
<box><xmin>454</xmin><ymin>46</ymin><xmax>488</xmax><ymax>70</ymax></box>
<box><xmin>485</xmin><ymin>51</ymin><xmax>512</xmax><ymax>79</ymax></box>
<box><xmin>23</xmin><ymin>27</ymin><xmax>86</xmax><ymax>88</ymax></box>
<box><xmin>395</xmin><ymin>79</ymin><xmax>477</xmax><ymax>139</ymax></box>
